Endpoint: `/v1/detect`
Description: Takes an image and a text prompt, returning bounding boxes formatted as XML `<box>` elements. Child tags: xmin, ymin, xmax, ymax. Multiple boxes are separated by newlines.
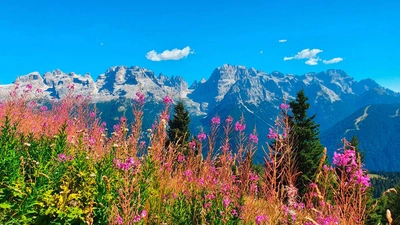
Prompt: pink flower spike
<box><xmin>197</xmin><ymin>132</ymin><xmax>206</xmax><ymax>141</ymax></box>
<box><xmin>88</xmin><ymin>137</ymin><xmax>95</xmax><ymax>146</ymax></box>
<box><xmin>116</xmin><ymin>215</ymin><xmax>123</xmax><ymax>225</ymax></box>
<box><xmin>135</xmin><ymin>92</ymin><xmax>145</xmax><ymax>104</ymax></box>
<box><xmin>211</xmin><ymin>116</ymin><xmax>220</xmax><ymax>125</ymax></box>
<box><xmin>235</xmin><ymin>121</ymin><xmax>246</xmax><ymax>131</ymax></box>
<box><xmin>67</xmin><ymin>83</ymin><xmax>75</xmax><ymax>90</ymax></box>
<box><xmin>58</xmin><ymin>154</ymin><xmax>67</xmax><ymax>161</ymax></box>
<box><xmin>280</xmin><ymin>103</ymin><xmax>290</xmax><ymax>110</ymax></box>
<box><xmin>120</xmin><ymin>117</ymin><xmax>127</xmax><ymax>123</ymax></box>
<box><xmin>133</xmin><ymin>214</ymin><xmax>141</xmax><ymax>223</ymax></box>
<box><xmin>255</xmin><ymin>215</ymin><xmax>268</xmax><ymax>225</ymax></box>
<box><xmin>89</xmin><ymin>111</ymin><xmax>95</xmax><ymax>118</ymax></box>
<box><xmin>141</xmin><ymin>209</ymin><xmax>147</xmax><ymax>218</ymax></box>
<box><xmin>223</xmin><ymin>197</ymin><xmax>231</xmax><ymax>208</ymax></box>
<box><xmin>40</xmin><ymin>105</ymin><xmax>48</xmax><ymax>112</ymax></box>
<box><xmin>249</xmin><ymin>133</ymin><xmax>258</xmax><ymax>144</ymax></box>
<box><xmin>177</xmin><ymin>154</ymin><xmax>186</xmax><ymax>163</ymax></box>
<box><xmin>163</xmin><ymin>95</ymin><xmax>173</xmax><ymax>105</ymax></box>
<box><xmin>225</xmin><ymin>116</ymin><xmax>233</xmax><ymax>124</ymax></box>
<box><xmin>267</xmin><ymin>128</ymin><xmax>278</xmax><ymax>140</ymax></box>
<box><xmin>189</xmin><ymin>140</ymin><xmax>196</xmax><ymax>149</ymax></box>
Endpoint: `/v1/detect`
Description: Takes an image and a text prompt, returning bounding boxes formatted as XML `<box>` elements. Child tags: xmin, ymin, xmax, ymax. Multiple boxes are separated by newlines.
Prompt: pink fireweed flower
<box><xmin>183</xmin><ymin>169</ymin><xmax>194</xmax><ymax>181</ymax></box>
<box><xmin>249</xmin><ymin>172</ymin><xmax>259</xmax><ymax>182</ymax></box>
<box><xmin>36</xmin><ymin>88</ymin><xmax>42</xmax><ymax>93</ymax></box>
<box><xmin>204</xmin><ymin>202</ymin><xmax>212</xmax><ymax>208</ymax></box>
<box><xmin>57</xmin><ymin>153</ymin><xmax>73</xmax><ymax>162</ymax></box>
<box><xmin>223</xmin><ymin>197</ymin><xmax>231</xmax><ymax>208</ymax></box>
<box><xmin>255</xmin><ymin>215</ymin><xmax>268</xmax><ymax>224</ymax></box>
<box><xmin>323</xmin><ymin>164</ymin><xmax>333</xmax><ymax>171</ymax></box>
<box><xmin>113</xmin><ymin>124</ymin><xmax>121</xmax><ymax>132</ymax></box>
<box><xmin>114</xmin><ymin>157</ymin><xmax>136</xmax><ymax>171</ymax></box>
<box><xmin>75</xmin><ymin>94</ymin><xmax>83</xmax><ymax>101</ymax></box>
<box><xmin>67</xmin><ymin>83</ymin><xmax>75</xmax><ymax>90</ymax></box>
<box><xmin>197</xmin><ymin>132</ymin><xmax>207</xmax><ymax>141</ymax></box>
<box><xmin>249</xmin><ymin>133</ymin><xmax>258</xmax><ymax>143</ymax></box>
<box><xmin>29</xmin><ymin>101</ymin><xmax>37</xmax><ymax>108</ymax></box>
<box><xmin>250</xmin><ymin>183</ymin><xmax>259</xmax><ymax>193</ymax></box>
<box><xmin>177</xmin><ymin>154</ymin><xmax>186</xmax><ymax>163</ymax></box>
<box><xmin>280</xmin><ymin>103</ymin><xmax>290</xmax><ymax>110</ymax></box>
<box><xmin>133</xmin><ymin>214</ymin><xmax>142</xmax><ymax>223</ymax></box>
<box><xmin>211</xmin><ymin>116</ymin><xmax>220</xmax><ymax>125</ymax></box>
<box><xmin>40</xmin><ymin>105</ymin><xmax>48</xmax><ymax>112</ymax></box>
<box><xmin>205</xmin><ymin>193</ymin><xmax>215</xmax><ymax>200</ymax></box>
<box><xmin>309</xmin><ymin>182</ymin><xmax>318</xmax><ymax>188</ymax></box>
<box><xmin>101</xmin><ymin>122</ymin><xmax>107</xmax><ymax>127</ymax></box>
<box><xmin>141</xmin><ymin>209</ymin><xmax>147</xmax><ymax>218</ymax></box>
<box><xmin>160</xmin><ymin>112</ymin><xmax>170</xmax><ymax>121</ymax></box>
<box><xmin>304</xmin><ymin>214</ymin><xmax>339</xmax><ymax>225</ymax></box>
<box><xmin>87</xmin><ymin>137</ymin><xmax>95</xmax><ymax>146</ymax></box>
<box><xmin>235</xmin><ymin>121</ymin><xmax>246</xmax><ymax>131</ymax></box>
<box><xmin>89</xmin><ymin>111</ymin><xmax>95</xmax><ymax>118</ymax></box>
<box><xmin>351</xmin><ymin>168</ymin><xmax>371</xmax><ymax>188</ymax></box>
<box><xmin>231</xmin><ymin>209</ymin><xmax>238</xmax><ymax>217</ymax></box>
<box><xmin>189</xmin><ymin>140</ymin><xmax>196</xmax><ymax>149</ymax></box>
<box><xmin>198</xmin><ymin>177</ymin><xmax>205</xmax><ymax>186</ymax></box>
<box><xmin>120</xmin><ymin>117</ymin><xmax>127</xmax><ymax>123</ymax></box>
<box><xmin>333</xmin><ymin>149</ymin><xmax>357</xmax><ymax>167</ymax></box>
<box><xmin>67</xmin><ymin>119</ymin><xmax>74</xmax><ymax>126</ymax></box>
<box><xmin>115</xmin><ymin>215</ymin><xmax>123</xmax><ymax>225</ymax></box>
<box><xmin>26</xmin><ymin>84</ymin><xmax>33</xmax><ymax>90</ymax></box>
<box><xmin>163</xmin><ymin>95</ymin><xmax>173</xmax><ymax>105</ymax></box>
<box><xmin>267</xmin><ymin>128</ymin><xmax>278</xmax><ymax>140</ymax></box>
<box><xmin>135</xmin><ymin>92</ymin><xmax>145</xmax><ymax>104</ymax></box>
<box><xmin>225</xmin><ymin>116</ymin><xmax>233</xmax><ymax>124</ymax></box>
<box><xmin>58</xmin><ymin>154</ymin><xmax>67</xmax><ymax>161</ymax></box>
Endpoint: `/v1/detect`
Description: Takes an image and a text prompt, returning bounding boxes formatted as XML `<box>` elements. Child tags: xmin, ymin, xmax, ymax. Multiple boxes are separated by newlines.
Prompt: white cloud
<box><xmin>259</xmin><ymin>50</ymin><xmax>263</xmax><ymax>55</ymax></box>
<box><xmin>283</xmin><ymin>56</ymin><xmax>293</xmax><ymax>61</ymax></box>
<box><xmin>283</xmin><ymin>48</ymin><xmax>323</xmax><ymax>65</ymax></box>
<box><xmin>146</xmin><ymin>46</ymin><xmax>193</xmax><ymax>61</ymax></box>
<box><xmin>100</xmin><ymin>42</ymin><xmax>104</xmax><ymax>46</ymax></box>
<box><xmin>278</xmin><ymin>39</ymin><xmax>287</xmax><ymax>43</ymax></box>
<box><xmin>305</xmin><ymin>58</ymin><xmax>320</xmax><ymax>65</ymax></box>
<box><xmin>292</xmin><ymin>48</ymin><xmax>323</xmax><ymax>59</ymax></box>
<box><xmin>322</xmin><ymin>57</ymin><xmax>343</xmax><ymax>64</ymax></box>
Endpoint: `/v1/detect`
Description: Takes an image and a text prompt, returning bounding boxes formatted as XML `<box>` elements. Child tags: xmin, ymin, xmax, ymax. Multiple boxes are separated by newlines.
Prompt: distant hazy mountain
<box><xmin>320</xmin><ymin>104</ymin><xmax>400</xmax><ymax>171</ymax></box>
<box><xmin>1</xmin><ymin>64</ymin><xmax>399</xmax><ymax>169</ymax></box>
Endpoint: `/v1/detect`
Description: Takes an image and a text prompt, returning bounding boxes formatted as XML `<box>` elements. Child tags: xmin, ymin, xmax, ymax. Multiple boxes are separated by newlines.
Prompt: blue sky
<box><xmin>0</xmin><ymin>0</ymin><xmax>399</xmax><ymax>91</ymax></box>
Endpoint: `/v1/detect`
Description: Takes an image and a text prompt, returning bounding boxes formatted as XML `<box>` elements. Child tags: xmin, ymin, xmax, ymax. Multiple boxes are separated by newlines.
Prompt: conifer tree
<box><xmin>289</xmin><ymin>89</ymin><xmax>325</xmax><ymax>196</ymax></box>
<box><xmin>349</xmin><ymin>135</ymin><xmax>366</xmax><ymax>163</ymax></box>
<box><xmin>167</xmin><ymin>101</ymin><xmax>191</xmax><ymax>146</ymax></box>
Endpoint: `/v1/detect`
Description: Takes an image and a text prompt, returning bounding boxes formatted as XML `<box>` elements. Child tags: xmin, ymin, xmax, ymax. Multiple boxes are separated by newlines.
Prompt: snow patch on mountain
<box><xmin>390</xmin><ymin>108</ymin><xmax>400</xmax><ymax>118</ymax></box>
<box><xmin>317</xmin><ymin>84</ymin><xmax>341</xmax><ymax>103</ymax></box>
<box><xmin>345</xmin><ymin>105</ymin><xmax>371</xmax><ymax>134</ymax></box>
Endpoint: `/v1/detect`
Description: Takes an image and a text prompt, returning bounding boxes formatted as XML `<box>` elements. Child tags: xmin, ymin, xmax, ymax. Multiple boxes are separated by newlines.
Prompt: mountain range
<box><xmin>1</xmin><ymin>64</ymin><xmax>399</xmax><ymax>171</ymax></box>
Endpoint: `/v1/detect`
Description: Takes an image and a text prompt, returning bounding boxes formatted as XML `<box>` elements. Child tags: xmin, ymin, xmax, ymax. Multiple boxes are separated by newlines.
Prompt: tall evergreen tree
<box><xmin>289</xmin><ymin>89</ymin><xmax>325</xmax><ymax>196</ymax></box>
<box><xmin>349</xmin><ymin>135</ymin><xmax>366</xmax><ymax>163</ymax></box>
<box><xmin>167</xmin><ymin>101</ymin><xmax>191</xmax><ymax>146</ymax></box>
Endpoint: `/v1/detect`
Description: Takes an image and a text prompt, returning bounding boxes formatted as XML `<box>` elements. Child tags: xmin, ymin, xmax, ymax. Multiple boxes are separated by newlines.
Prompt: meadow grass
<box><xmin>0</xmin><ymin>84</ymin><xmax>371</xmax><ymax>224</ymax></box>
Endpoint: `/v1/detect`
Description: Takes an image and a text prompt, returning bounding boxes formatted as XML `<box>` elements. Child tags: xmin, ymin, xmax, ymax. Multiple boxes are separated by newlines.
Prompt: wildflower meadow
<box><xmin>0</xmin><ymin>84</ymin><xmax>375</xmax><ymax>224</ymax></box>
